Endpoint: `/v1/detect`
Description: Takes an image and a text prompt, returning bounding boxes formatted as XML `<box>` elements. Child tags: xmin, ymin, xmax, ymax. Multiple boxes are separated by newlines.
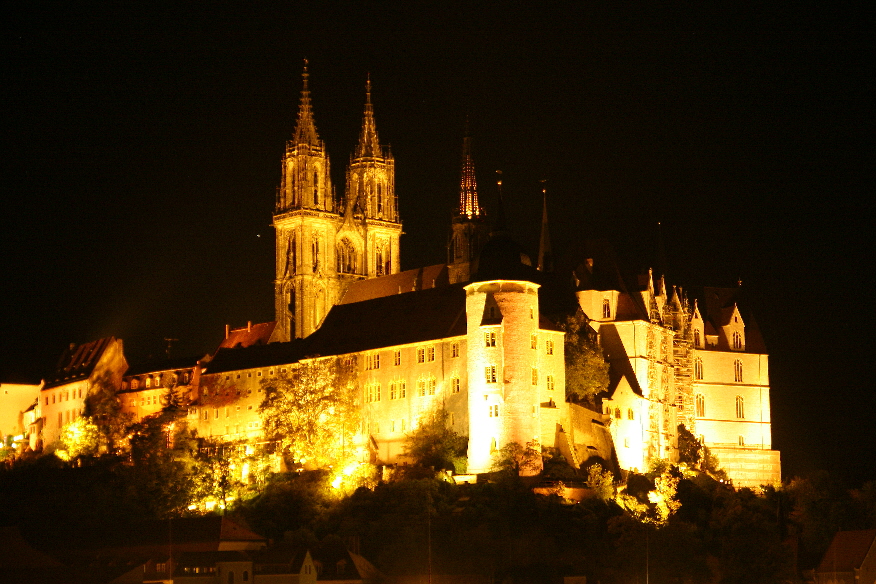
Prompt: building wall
<box><xmin>0</xmin><ymin>382</ymin><xmax>41</xmax><ymax>441</ymax></box>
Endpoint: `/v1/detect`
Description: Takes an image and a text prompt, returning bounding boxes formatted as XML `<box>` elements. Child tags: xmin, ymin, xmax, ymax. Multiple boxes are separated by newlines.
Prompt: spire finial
<box><xmin>293</xmin><ymin>59</ymin><xmax>320</xmax><ymax>147</ymax></box>
<box><xmin>458</xmin><ymin>121</ymin><xmax>480</xmax><ymax>218</ymax></box>
<box><xmin>537</xmin><ymin>180</ymin><xmax>553</xmax><ymax>272</ymax></box>
<box><xmin>355</xmin><ymin>74</ymin><xmax>380</xmax><ymax>158</ymax></box>
<box><xmin>493</xmin><ymin>170</ymin><xmax>507</xmax><ymax>233</ymax></box>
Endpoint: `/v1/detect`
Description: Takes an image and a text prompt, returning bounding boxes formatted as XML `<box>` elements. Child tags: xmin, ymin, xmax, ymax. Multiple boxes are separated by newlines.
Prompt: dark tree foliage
<box><xmin>403</xmin><ymin>408</ymin><xmax>467</xmax><ymax>473</ymax></box>
<box><xmin>560</xmin><ymin>312</ymin><xmax>610</xmax><ymax>402</ymax></box>
<box><xmin>83</xmin><ymin>371</ymin><xmax>133</xmax><ymax>453</ymax></box>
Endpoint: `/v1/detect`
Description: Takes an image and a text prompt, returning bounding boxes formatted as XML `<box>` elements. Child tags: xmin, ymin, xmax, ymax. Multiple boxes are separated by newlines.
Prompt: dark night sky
<box><xmin>3</xmin><ymin>4</ymin><xmax>873</xmax><ymax>484</ymax></box>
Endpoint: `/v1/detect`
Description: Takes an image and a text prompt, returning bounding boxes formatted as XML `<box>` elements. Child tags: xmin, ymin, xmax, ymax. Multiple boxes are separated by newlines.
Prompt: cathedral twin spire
<box><xmin>293</xmin><ymin>60</ymin><xmax>321</xmax><ymax>148</ymax></box>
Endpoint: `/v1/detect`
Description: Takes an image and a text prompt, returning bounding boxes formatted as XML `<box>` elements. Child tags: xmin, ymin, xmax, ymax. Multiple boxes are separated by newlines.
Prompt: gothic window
<box><xmin>546</xmin><ymin>375</ymin><xmax>555</xmax><ymax>391</ymax></box>
<box><xmin>602</xmin><ymin>298</ymin><xmax>611</xmax><ymax>319</ymax></box>
<box><xmin>694</xmin><ymin>358</ymin><xmax>704</xmax><ymax>380</ymax></box>
<box><xmin>734</xmin><ymin>360</ymin><xmax>743</xmax><ymax>383</ymax></box>
<box><xmin>696</xmin><ymin>394</ymin><xmax>705</xmax><ymax>417</ymax></box>
<box><xmin>313</xmin><ymin>170</ymin><xmax>319</xmax><ymax>206</ymax></box>
<box><xmin>312</xmin><ymin>234</ymin><xmax>320</xmax><ymax>272</ymax></box>
<box><xmin>733</xmin><ymin>331</ymin><xmax>743</xmax><ymax>350</ymax></box>
<box><xmin>736</xmin><ymin>395</ymin><xmax>744</xmax><ymax>419</ymax></box>
<box><xmin>485</xmin><ymin>365</ymin><xmax>497</xmax><ymax>383</ymax></box>
<box><xmin>337</xmin><ymin>238</ymin><xmax>357</xmax><ymax>274</ymax></box>
<box><xmin>376</xmin><ymin>244</ymin><xmax>385</xmax><ymax>276</ymax></box>
<box><xmin>694</xmin><ymin>328</ymin><xmax>701</xmax><ymax>348</ymax></box>
<box><xmin>485</xmin><ymin>331</ymin><xmax>497</xmax><ymax>347</ymax></box>
<box><xmin>377</xmin><ymin>183</ymin><xmax>383</xmax><ymax>215</ymax></box>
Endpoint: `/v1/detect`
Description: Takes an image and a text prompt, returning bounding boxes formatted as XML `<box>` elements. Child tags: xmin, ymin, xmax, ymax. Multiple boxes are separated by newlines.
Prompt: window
<box><xmin>546</xmin><ymin>375</ymin><xmax>555</xmax><ymax>391</ymax></box>
<box><xmin>602</xmin><ymin>298</ymin><xmax>611</xmax><ymax>319</ymax></box>
<box><xmin>426</xmin><ymin>346</ymin><xmax>435</xmax><ymax>361</ymax></box>
<box><xmin>488</xmin><ymin>404</ymin><xmax>499</xmax><ymax>417</ymax></box>
<box><xmin>417</xmin><ymin>347</ymin><xmax>425</xmax><ymax>363</ymax></box>
<box><xmin>614</xmin><ymin>408</ymin><xmax>621</xmax><ymax>419</ymax></box>
<box><xmin>694</xmin><ymin>329</ymin><xmax>701</xmax><ymax>348</ymax></box>
<box><xmin>214</xmin><ymin>408</ymin><xmax>219</xmax><ymax>419</ymax></box>
<box><xmin>390</xmin><ymin>381</ymin><xmax>399</xmax><ymax>400</ymax></box>
<box><xmin>313</xmin><ymin>170</ymin><xmax>319</xmax><ymax>205</ymax></box>
<box><xmin>485</xmin><ymin>366</ymin><xmax>497</xmax><ymax>383</ymax></box>
<box><xmin>428</xmin><ymin>378</ymin><xmax>436</xmax><ymax>395</ymax></box>
<box><xmin>401</xmin><ymin>419</ymin><xmax>406</xmax><ymax>432</ymax></box>
<box><xmin>337</xmin><ymin>237</ymin><xmax>358</xmax><ymax>274</ymax></box>
<box><xmin>734</xmin><ymin>360</ymin><xmax>743</xmax><ymax>383</ymax></box>
<box><xmin>733</xmin><ymin>331</ymin><xmax>743</xmax><ymax>350</ymax></box>
<box><xmin>627</xmin><ymin>408</ymin><xmax>634</xmax><ymax>420</ymax></box>
<box><xmin>546</xmin><ymin>339</ymin><xmax>554</xmax><ymax>355</ymax></box>
<box><xmin>738</xmin><ymin>435</ymin><xmax>745</xmax><ymax>446</ymax></box>
<box><xmin>695</xmin><ymin>394</ymin><xmax>705</xmax><ymax>417</ymax></box>
<box><xmin>366</xmin><ymin>353</ymin><xmax>380</xmax><ymax>370</ymax></box>
<box><xmin>735</xmin><ymin>395</ymin><xmax>744</xmax><ymax>419</ymax></box>
<box><xmin>694</xmin><ymin>358</ymin><xmax>703</xmax><ymax>380</ymax></box>
<box><xmin>451</xmin><ymin>342</ymin><xmax>460</xmax><ymax>358</ymax></box>
<box><xmin>417</xmin><ymin>379</ymin><xmax>426</xmax><ymax>397</ymax></box>
<box><xmin>366</xmin><ymin>383</ymin><xmax>381</xmax><ymax>403</ymax></box>
<box><xmin>530</xmin><ymin>308</ymin><xmax>534</xmax><ymax>319</ymax></box>
<box><xmin>376</xmin><ymin>245</ymin><xmax>385</xmax><ymax>276</ymax></box>
<box><xmin>485</xmin><ymin>331</ymin><xmax>497</xmax><ymax>347</ymax></box>
<box><xmin>531</xmin><ymin>368</ymin><xmax>538</xmax><ymax>386</ymax></box>
<box><xmin>394</xmin><ymin>350</ymin><xmax>401</xmax><ymax>366</ymax></box>
<box><xmin>451</xmin><ymin>377</ymin><xmax>460</xmax><ymax>393</ymax></box>
<box><xmin>312</xmin><ymin>234</ymin><xmax>320</xmax><ymax>271</ymax></box>
<box><xmin>531</xmin><ymin>334</ymin><xmax>538</xmax><ymax>349</ymax></box>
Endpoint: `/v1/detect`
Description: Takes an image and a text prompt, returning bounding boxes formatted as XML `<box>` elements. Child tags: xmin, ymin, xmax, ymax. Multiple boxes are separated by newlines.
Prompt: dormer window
<box><xmin>732</xmin><ymin>331</ymin><xmax>743</xmax><ymax>350</ymax></box>
<box><xmin>602</xmin><ymin>298</ymin><xmax>611</xmax><ymax>319</ymax></box>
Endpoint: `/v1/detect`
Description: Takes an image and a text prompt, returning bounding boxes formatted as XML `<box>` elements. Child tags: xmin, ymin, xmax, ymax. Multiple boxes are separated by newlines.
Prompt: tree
<box><xmin>83</xmin><ymin>371</ymin><xmax>133</xmax><ymax>454</ymax></box>
<box><xmin>560</xmin><ymin>311</ymin><xmax>610</xmax><ymax>402</ymax></box>
<box><xmin>259</xmin><ymin>358</ymin><xmax>358</xmax><ymax>469</ymax></box>
<box><xmin>403</xmin><ymin>407</ymin><xmax>467</xmax><ymax>473</ymax></box>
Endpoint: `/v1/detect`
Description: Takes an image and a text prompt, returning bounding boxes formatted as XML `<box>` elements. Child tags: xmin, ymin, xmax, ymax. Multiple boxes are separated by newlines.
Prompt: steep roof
<box><xmin>43</xmin><ymin>337</ymin><xmax>117</xmax><ymax>389</ymax></box>
<box><xmin>816</xmin><ymin>529</ymin><xmax>876</xmax><ymax>574</ymax></box>
<box><xmin>339</xmin><ymin>264</ymin><xmax>450</xmax><ymax>305</ymax></box>
<box><xmin>217</xmin><ymin>321</ymin><xmax>277</xmax><ymax>351</ymax></box>
<box><xmin>307</xmin><ymin>283</ymin><xmax>467</xmax><ymax>357</ymax></box>
<box><xmin>205</xmin><ymin>340</ymin><xmax>309</xmax><ymax>375</ymax></box>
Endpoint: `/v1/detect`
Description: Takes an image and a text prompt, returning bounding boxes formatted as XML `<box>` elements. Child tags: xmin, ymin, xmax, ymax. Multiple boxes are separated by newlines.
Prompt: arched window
<box><xmin>695</xmin><ymin>394</ymin><xmax>705</xmax><ymax>417</ymax></box>
<box><xmin>375</xmin><ymin>244</ymin><xmax>385</xmax><ymax>276</ymax></box>
<box><xmin>734</xmin><ymin>360</ymin><xmax>743</xmax><ymax>383</ymax></box>
<box><xmin>337</xmin><ymin>238</ymin><xmax>357</xmax><ymax>274</ymax></box>
<box><xmin>694</xmin><ymin>328</ymin><xmax>701</xmax><ymax>348</ymax></box>
<box><xmin>377</xmin><ymin>183</ymin><xmax>383</xmax><ymax>214</ymax></box>
<box><xmin>602</xmin><ymin>298</ymin><xmax>611</xmax><ymax>319</ymax></box>
<box><xmin>735</xmin><ymin>395</ymin><xmax>744</xmax><ymax>419</ymax></box>
<box><xmin>694</xmin><ymin>358</ymin><xmax>704</xmax><ymax>380</ymax></box>
<box><xmin>311</xmin><ymin>234</ymin><xmax>320</xmax><ymax>272</ymax></box>
<box><xmin>313</xmin><ymin>170</ymin><xmax>319</xmax><ymax>205</ymax></box>
<box><xmin>733</xmin><ymin>331</ymin><xmax>743</xmax><ymax>350</ymax></box>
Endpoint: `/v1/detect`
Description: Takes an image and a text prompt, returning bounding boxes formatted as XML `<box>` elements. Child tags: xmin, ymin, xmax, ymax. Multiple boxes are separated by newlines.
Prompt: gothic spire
<box><xmin>458</xmin><ymin>120</ymin><xmax>481</xmax><ymax>218</ymax></box>
<box><xmin>293</xmin><ymin>59</ymin><xmax>320</xmax><ymax>147</ymax></box>
<box><xmin>537</xmin><ymin>181</ymin><xmax>553</xmax><ymax>272</ymax></box>
<box><xmin>355</xmin><ymin>75</ymin><xmax>382</xmax><ymax>158</ymax></box>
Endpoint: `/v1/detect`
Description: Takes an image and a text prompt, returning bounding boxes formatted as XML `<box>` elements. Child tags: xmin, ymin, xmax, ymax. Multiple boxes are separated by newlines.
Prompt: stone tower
<box><xmin>448</xmin><ymin>127</ymin><xmax>489</xmax><ymax>284</ymax></box>
<box><xmin>273</xmin><ymin>66</ymin><xmax>401</xmax><ymax>341</ymax></box>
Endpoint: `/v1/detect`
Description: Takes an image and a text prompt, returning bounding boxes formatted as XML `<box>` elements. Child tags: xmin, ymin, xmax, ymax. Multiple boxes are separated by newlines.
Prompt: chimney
<box><xmin>225</xmin><ymin>324</ymin><xmax>230</xmax><ymax>339</ymax></box>
<box><xmin>247</xmin><ymin>321</ymin><xmax>252</xmax><ymax>332</ymax></box>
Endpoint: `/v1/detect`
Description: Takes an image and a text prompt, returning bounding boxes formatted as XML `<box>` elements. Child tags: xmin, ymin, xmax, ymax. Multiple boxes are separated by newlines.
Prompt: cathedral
<box><xmin>9</xmin><ymin>64</ymin><xmax>780</xmax><ymax>488</ymax></box>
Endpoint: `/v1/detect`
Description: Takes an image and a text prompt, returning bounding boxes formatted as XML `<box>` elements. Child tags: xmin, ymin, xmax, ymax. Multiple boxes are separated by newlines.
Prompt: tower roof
<box><xmin>458</xmin><ymin>122</ymin><xmax>481</xmax><ymax>218</ymax></box>
<box><xmin>355</xmin><ymin>76</ymin><xmax>382</xmax><ymax>158</ymax></box>
<box><xmin>293</xmin><ymin>60</ymin><xmax>320</xmax><ymax>147</ymax></box>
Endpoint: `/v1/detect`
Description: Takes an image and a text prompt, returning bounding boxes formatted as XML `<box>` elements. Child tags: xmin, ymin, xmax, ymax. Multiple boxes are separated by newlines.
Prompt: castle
<box><xmin>5</xmin><ymin>64</ymin><xmax>780</xmax><ymax>488</ymax></box>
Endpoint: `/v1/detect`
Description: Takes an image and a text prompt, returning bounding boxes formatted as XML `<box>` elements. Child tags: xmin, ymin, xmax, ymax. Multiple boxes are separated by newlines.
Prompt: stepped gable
<box><xmin>305</xmin><ymin>283</ymin><xmax>467</xmax><ymax>357</ymax></box>
<box><xmin>339</xmin><ymin>264</ymin><xmax>450</xmax><ymax>305</ymax></box>
<box><xmin>204</xmin><ymin>340</ymin><xmax>309</xmax><ymax>375</ymax></box>
<box><xmin>43</xmin><ymin>337</ymin><xmax>115</xmax><ymax>389</ymax></box>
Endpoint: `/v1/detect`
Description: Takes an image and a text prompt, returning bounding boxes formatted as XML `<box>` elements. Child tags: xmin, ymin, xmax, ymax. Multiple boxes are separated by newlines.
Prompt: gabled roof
<box><xmin>217</xmin><ymin>321</ymin><xmax>277</xmax><ymax>351</ymax></box>
<box><xmin>43</xmin><ymin>337</ymin><xmax>116</xmax><ymax>389</ymax></box>
<box><xmin>816</xmin><ymin>529</ymin><xmax>876</xmax><ymax>573</ymax></box>
<box><xmin>307</xmin><ymin>284</ymin><xmax>467</xmax><ymax>357</ymax></box>
<box><xmin>697</xmin><ymin>286</ymin><xmax>767</xmax><ymax>352</ymax></box>
<box><xmin>339</xmin><ymin>264</ymin><xmax>450</xmax><ymax>305</ymax></box>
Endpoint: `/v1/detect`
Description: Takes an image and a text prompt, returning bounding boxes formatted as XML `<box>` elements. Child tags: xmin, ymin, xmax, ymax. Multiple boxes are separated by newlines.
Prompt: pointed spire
<box><xmin>355</xmin><ymin>74</ymin><xmax>381</xmax><ymax>158</ymax></box>
<box><xmin>293</xmin><ymin>59</ymin><xmax>320</xmax><ymax>147</ymax></box>
<box><xmin>458</xmin><ymin>119</ymin><xmax>480</xmax><ymax>218</ymax></box>
<box><xmin>537</xmin><ymin>181</ymin><xmax>553</xmax><ymax>272</ymax></box>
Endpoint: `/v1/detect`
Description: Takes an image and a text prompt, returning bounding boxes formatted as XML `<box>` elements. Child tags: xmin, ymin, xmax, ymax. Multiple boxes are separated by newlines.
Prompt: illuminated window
<box><xmin>365</xmin><ymin>353</ymin><xmax>380</xmax><ymax>370</ymax></box>
<box><xmin>734</xmin><ymin>360</ymin><xmax>743</xmax><ymax>383</ymax></box>
<box><xmin>485</xmin><ymin>331</ymin><xmax>496</xmax><ymax>347</ymax></box>
<box><xmin>485</xmin><ymin>365</ymin><xmax>497</xmax><ymax>383</ymax></box>
<box><xmin>394</xmin><ymin>350</ymin><xmax>401</xmax><ymax>366</ymax></box>
<box><xmin>376</xmin><ymin>245</ymin><xmax>385</xmax><ymax>276</ymax></box>
<box><xmin>417</xmin><ymin>347</ymin><xmax>425</xmax><ymax>363</ymax></box>
<box><xmin>733</xmin><ymin>331</ymin><xmax>743</xmax><ymax>350</ymax></box>
<box><xmin>735</xmin><ymin>395</ymin><xmax>744</xmax><ymax>419</ymax></box>
<box><xmin>546</xmin><ymin>339</ymin><xmax>554</xmax><ymax>355</ymax></box>
<box><xmin>145</xmin><ymin>377</ymin><xmax>152</xmax><ymax>388</ymax></box>
<box><xmin>531</xmin><ymin>368</ymin><xmax>538</xmax><ymax>385</ymax></box>
<box><xmin>694</xmin><ymin>358</ymin><xmax>703</xmax><ymax>380</ymax></box>
<box><xmin>426</xmin><ymin>346</ymin><xmax>435</xmax><ymax>361</ymax></box>
<box><xmin>627</xmin><ymin>408</ymin><xmax>634</xmax><ymax>420</ymax></box>
<box><xmin>452</xmin><ymin>377</ymin><xmax>460</xmax><ymax>393</ymax></box>
<box><xmin>695</xmin><ymin>394</ymin><xmax>705</xmax><ymax>417</ymax></box>
<box><xmin>546</xmin><ymin>375</ymin><xmax>555</xmax><ymax>391</ymax></box>
<box><xmin>451</xmin><ymin>342</ymin><xmax>460</xmax><ymax>358</ymax></box>
<box><xmin>602</xmin><ymin>298</ymin><xmax>611</xmax><ymax>319</ymax></box>
<box><xmin>531</xmin><ymin>334</ymin><xmax>538</xmax><ymax>349</ymax></box>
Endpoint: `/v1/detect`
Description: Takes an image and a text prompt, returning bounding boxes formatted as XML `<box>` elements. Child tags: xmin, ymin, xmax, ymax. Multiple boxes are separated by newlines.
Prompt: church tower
<box><xmin>344</xmin><ymin>77</ymin><xmax>402</xmax><ymax>280</ymax></box>
<box><xmin>273</xmin><ymin>62</ymin><xmax>341</xmax><ymax>341</ymax></box>
<box><xmin>448</xmin><ymin>126</ymin><xmax>489</xmax><ymax>284</ymax></box>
